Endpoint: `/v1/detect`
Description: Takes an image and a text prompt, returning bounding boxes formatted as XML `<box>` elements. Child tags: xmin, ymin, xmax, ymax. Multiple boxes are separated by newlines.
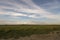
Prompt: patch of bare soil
<box><xmin>0</xmin><ymin>31</ymin><xmax>60</xmax><ymax>40</ymax></box>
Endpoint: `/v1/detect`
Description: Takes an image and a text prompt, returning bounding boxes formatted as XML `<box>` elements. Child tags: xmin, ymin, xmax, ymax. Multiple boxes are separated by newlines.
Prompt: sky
<box><xmin>0</xmin><ymin>0</ymin><xmax>60</xmax><ymax>24</ymax></box>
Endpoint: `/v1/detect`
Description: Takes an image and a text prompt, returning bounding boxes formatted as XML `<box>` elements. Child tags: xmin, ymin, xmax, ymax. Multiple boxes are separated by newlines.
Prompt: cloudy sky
<box><xmin>0</xmin><ymin>0</ymin><xmax>60</xmax><ymax>24</ymax></box>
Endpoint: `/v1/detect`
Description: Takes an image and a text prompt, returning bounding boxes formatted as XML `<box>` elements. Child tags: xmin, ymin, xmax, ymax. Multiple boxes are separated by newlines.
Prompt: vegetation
<box><xmin>0</xmin><ymin>25</ymin><xmax>60</xmax><ymax>39</ymax></box>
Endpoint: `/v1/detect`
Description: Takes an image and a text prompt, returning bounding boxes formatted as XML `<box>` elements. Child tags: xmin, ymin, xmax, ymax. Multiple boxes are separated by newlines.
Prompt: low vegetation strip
<box><xmin>0</xmin><ymin>25</ymin><xmax>60</xmax><ymax>39</ymax></box>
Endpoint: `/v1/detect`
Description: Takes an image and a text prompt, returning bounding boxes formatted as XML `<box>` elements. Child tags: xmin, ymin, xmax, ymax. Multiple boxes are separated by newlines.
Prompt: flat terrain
<box><xmin>0</xmin><ymin>25</ymin><xmax>60</xmax><ymax>40</ymax></box>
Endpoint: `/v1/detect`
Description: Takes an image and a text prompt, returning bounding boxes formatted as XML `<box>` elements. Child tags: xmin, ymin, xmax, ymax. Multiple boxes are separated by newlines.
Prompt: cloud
<box><xmin>0</xmin><ymin>0</ymin><xmax>60</xmax><ymax>24</ymax></box>
<box><xmin>0</xmin><ymin>19</ymin><xmax>60</xmax><ymax>25</ymax></box>
<box><xmin>0</xmin><ymin>0</ymin><xmax>59</xmax><ymax>19</ymax></box>
<box><xmin>0</xmin><ymin>19</ymin><xmax>49</xmax><ymax>25</ymax></box>
<box><xmin>40</xmin><ymin>0</ymin><xmax>60</xmax><ymax>13</ymax></box>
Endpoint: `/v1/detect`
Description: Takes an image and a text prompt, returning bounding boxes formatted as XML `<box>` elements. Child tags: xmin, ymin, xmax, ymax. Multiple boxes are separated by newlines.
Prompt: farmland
<box><xmin>0</xmin><ymin>25</ymin><xmax>60</xmax><ymax>40</ymax></box>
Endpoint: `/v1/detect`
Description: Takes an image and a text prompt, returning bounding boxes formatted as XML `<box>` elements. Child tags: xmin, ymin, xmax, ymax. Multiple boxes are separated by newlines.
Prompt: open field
<box><xmin>0</xmin><ymin>25</ymin><xmax>60</xmax><ymax>40</ymax></box>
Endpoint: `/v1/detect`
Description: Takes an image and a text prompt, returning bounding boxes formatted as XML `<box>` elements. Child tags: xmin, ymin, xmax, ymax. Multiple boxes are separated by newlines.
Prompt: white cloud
<box><xmin>0</xmin><ymin>19</ymin><xmax>60</xmax><ymax>25</ymax></box>
<box><xmin>0</xmin><ymin>0</ymin><xmax>60</xmax><ymax>24</ymax></box>
<box><xmin>0</xmin><ymin>0</ymin><xmax>59</xmax><ymax>19</ymax></box>
<box><xmin>0</xmin><ymin>20</ymin><xmax>49</xmax><ymax>25</ymax></box>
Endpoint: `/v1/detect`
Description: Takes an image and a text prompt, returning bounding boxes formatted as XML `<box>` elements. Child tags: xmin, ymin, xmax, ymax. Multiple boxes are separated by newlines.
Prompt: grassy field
<box><xmin>0</xmin><ymin>25</ymin><xmax>60</xmax><ymax>39</ymax></box>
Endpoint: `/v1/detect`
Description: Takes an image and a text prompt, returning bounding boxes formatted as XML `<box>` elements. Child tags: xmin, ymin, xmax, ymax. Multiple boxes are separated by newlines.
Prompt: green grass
<box><xmin>0</xmin><ymin>25</ymin><xmax>60</xmax><ymax>39</ymax></box>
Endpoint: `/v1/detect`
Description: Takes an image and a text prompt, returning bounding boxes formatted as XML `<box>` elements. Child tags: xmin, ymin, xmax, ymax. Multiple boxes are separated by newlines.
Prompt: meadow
<box><xmin>0</xmin><ymin>25</ymin><xmax>60</xmax><ymax>39</ymax></box>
